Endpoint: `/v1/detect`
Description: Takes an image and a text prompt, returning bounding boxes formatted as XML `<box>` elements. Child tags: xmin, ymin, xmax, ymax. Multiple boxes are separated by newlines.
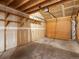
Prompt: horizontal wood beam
<box><xmin>0</xmin><ymin>19</ymin><xmax>21</xmax><ymax>23</ymax></box>
<box><xmin>25</xmin><ymin>0</ymin><xmax>65</xmax><ymax>13</ymax></box>
<box><xmin>21</xmin><ymin>0</ymin><xmax>46</xmax><ymax>11</ymax></box>
<box><xmin>15</xmin><ymin>0</ymin><xmax>30</xmax><ymax>8</ymax></box>
<box><xmin>0</xmin><ymin>4</ymin><xmax>29</xmax><ymax>18</ymax></box>
<box><xmin>7</xmin><ymin>0</ymin><xmax>14</xmax><ymax>5</ymax></box>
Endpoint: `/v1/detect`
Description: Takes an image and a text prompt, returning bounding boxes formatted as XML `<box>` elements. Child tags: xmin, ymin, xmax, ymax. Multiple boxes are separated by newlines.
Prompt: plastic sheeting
<box><xmin>46</xmin><ymin>16</ymin><xmax>71</xmax><ymax>40</ymax></box>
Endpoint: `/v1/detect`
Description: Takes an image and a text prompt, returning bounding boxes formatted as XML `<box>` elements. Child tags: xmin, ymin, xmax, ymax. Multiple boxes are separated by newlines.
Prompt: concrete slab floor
<box><xmin>34</xmin><ymin>38</ymin><xmax>79</xmax><ymax>53</ymax></box>
<box><xmin>0</xmin><ymin>42</ymin><xmax>79</xmax><ymax>59</ymax></box>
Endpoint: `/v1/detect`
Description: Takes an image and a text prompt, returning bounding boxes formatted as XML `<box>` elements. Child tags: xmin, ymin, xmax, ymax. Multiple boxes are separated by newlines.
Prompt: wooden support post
<box><xmin>4</xmin><ymin>13</ymin><xmax>9</xmax><ymax>51</ymax></box>
<box><xmin>5</xmin><ymin>21</ymin><xmax>10</xmax><ymax>27</ymax></box>
<box><xmin>61</xmin><ymin>4</ymin><xmax>65</xmax><ymax>17</ymax></box>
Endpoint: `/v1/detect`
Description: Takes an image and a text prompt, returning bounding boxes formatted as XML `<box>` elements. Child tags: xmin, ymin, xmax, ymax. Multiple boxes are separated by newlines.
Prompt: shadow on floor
<box><xmin>0</xmin><ymin>42</ymin><xmax>79</xmax><ymax>59</ymax></box>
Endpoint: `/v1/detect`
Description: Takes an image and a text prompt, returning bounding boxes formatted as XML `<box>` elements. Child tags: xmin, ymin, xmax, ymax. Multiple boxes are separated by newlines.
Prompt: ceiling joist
<box><xmin>7</xmin><ymin>0</ymin><xmax>14</xmax><ymax>5</ymax></box>
<box><xmin>20</xmin><ymin>0</ymin><xmax>46</xmax><ymax>11</ymax></box>
<box><xmin>25</xmin><ymin>0</ymin><xmax>62</xmax><ymax>13</ymax></box>
<box><xmin>15</xmin><ymin>0</ymin><xmax>30</xmax><ymax>8</ymax></box>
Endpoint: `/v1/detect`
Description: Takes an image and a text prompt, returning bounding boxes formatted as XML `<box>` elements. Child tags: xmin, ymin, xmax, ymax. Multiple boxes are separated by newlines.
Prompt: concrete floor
<box><xmin>34</xmin><ymin>38</ymin><xmax>79</xmax><ymax>53</ymax></box>
<box><xmin>0</xmin><ymin>38</ymin><xmax>79</xmax><ymax>59</ymax></box>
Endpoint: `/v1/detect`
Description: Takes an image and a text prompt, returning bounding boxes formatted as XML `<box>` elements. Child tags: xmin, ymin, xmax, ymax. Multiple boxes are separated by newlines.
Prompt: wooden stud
<box><xmin>61</xmin><ymin>4</ymin><xmax>65</xmax><ymax>17</ymax></box>
<box><xmin>4</xmin><ymin>13</ymin><xmax>9</xmax><ymax>51</ymax></box>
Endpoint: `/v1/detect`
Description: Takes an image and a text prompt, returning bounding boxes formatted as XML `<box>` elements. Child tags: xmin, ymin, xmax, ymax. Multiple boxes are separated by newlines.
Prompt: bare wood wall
<box><xmin>46</xmin><ymin>16</ymin><xmax>71</xmax><ymax>40</ymax></box>
<box><xmin>31</xmin><ymin>22</ymin><xmax>45</xmax><ymax>41</ymax></box>
<box><xmin>17</xmin><ymin>18</ymin><xmax>31</xmax><ymax>46</ymax></box>
<box><xmin>0</xmin><ymin>11</ymin><xmax>30</xmax><ymax>52</ymax></box>
<box><xmin>77</xmin><ymin>16</ymin><xmax>79</xmax><ymax>42</ymax></box>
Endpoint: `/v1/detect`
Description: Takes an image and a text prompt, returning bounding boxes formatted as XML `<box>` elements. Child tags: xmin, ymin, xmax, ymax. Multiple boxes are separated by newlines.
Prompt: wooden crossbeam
<box><xmin>7</xmin><ymin>0</ymin><xmax>14</xmax><ymax>5</ymax></box>
<box><xmin>25</xmin><ymin>0</ymin><xmax>62</xmax><ymax>13</ymax></box>
<box><xmin>15</xmin><ymin>0</ymin><xmax>30</xmax><ymax>8</ymax></box>
<box><xmin>21</xmin><ymin>0</ymin><xmax>46</xmax><ymax>11</ymax></box>
<box><xmin>0</xmin><ymin>4</ymin><xmax>29</xmax><ymax>18</ymax></box>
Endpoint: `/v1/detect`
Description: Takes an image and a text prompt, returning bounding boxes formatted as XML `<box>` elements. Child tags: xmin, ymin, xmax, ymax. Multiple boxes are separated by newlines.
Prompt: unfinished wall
<box><xmin>17</xmin><ymin>18</ymin><xmax>31</xmax><ymax>46</ymax></box>
<box><xmin>56</xmin><ymin>16</ymin><xmax>71</xmax><ymax>40</ymax></box>
<box><xmin>0</xmin><ymin>12</ymin><xmax>6</xmax><ymax>52</ymax></box>
<box><xmin>0</xmin><ymin>11</ymin><xmax>30</xmax><ymax>52</ymax></box>
<box><xmin>6</xmin><ymin>14</ymin><xmax>20</xmax><ymax>50</ymax></box>
<box><xmin>31</xmin><ymin>22</ymin><xmax>45</xmax><ymax>41</ymax></box>
<box><xmin>46</xmin><ymin>16</ymin><xmax>71</xmax><ymax>40</ymax></box>
<box><xmin>46</xmin><ymin>19</ymin><xmax>56</xmax><ymax>38</ymax></box>
<box><xmin>0</xmin><ymin>21</ymin><xmax>4</xmax><ymax>52</ymax></box>
<box><xmin>77</xmin><ymin>16</ymin><xmax>79</xmax><ymax>42</ymax></box>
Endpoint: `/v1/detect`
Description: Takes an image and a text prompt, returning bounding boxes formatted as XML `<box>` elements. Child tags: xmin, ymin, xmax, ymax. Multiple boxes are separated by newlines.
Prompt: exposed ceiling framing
<box><xmin>0</xmin><ymin>0</ymin><xmax>79</xmax><ymax>18</ymax></box>
<box><xmin>0</xmin><ymin>0</ymin><xmax>64</xmax><ymax>14</ymax></box>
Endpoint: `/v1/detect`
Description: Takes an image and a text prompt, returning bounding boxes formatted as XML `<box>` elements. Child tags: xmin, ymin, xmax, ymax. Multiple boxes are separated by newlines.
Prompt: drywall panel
<box><xmin>77</xmin><ymin>16</ymin><xmax>79</xmax><ymax>42</ymax></box>
<box><xmin>6</xmin><ymin>22</ymin><xmax>17</xmax><ymax>50</ymax></box>
<box><xmin>56</xmin><ymin>17</ymin><xmax>71</xmax><ymax>40</ymax></box>
<box><xmin>0</xmin><ymin>21</ymin><xmax>4</xmax><ymax>52</ymax></box>
<box><xmin>0</xmin><ymin>12</ymin><xmax>6</xmax><ymax>20</ymax></box>
<box><xmin>46</xmin><ymin>19</ymin><xmax>56</xmax><ymax>38</ymax></box>
<box><xmin>6</xmin><ymin>14</ymin><xmax>20</xmax><ymax>21</ymax></box>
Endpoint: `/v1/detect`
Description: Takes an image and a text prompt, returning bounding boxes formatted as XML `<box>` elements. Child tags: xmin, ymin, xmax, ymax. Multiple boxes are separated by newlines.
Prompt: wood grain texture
<box><xmin>46</xmin><ymin>16</ymin><xmax>71</xmax><ymax>40</ymax></box>
<box><xmin>77</xmin><ymin>16</ymin><xmax>79</xmax><ymax>42</ymax></box>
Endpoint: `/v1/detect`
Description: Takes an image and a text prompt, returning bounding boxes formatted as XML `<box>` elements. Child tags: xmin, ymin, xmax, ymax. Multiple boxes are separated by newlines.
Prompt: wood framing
<box><xmin>15</xmin><ymin>0</ymin><xmax>30</xmax><ymax>8</ymax></box>
<box><xmin>0</xmin><ymin>4</ymin><xmax>29</xmax><ymax>18</ymax></box>
<box><xmin>20</xmin><ymin>0</ymin><xmax>46</xmax><ymax>11</ymax></box>
<box><xmin>7</xmin><ymin>0</ymin><xmax>14</xmax><ymax>5</ymax></box>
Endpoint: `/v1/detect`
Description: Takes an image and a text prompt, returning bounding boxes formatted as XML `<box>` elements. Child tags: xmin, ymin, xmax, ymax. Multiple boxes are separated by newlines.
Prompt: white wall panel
<box><xmin>0</xmin><ymin>21</ymin><xmax>4</xmax><ymax>52</ymax></box>
<box><xmin>31</xmin><ymin>23</ymin><xmax>45</xmax><ymax>41</ymax></box>
<box><xmin>6</xmin><ymin>23</ymin><xmax>17</xmax><ymax>50</ymax></box>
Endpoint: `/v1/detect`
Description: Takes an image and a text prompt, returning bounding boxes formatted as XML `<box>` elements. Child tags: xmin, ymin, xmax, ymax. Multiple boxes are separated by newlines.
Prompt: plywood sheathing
<box><xmin>56</xmin><ymin>16</ymin><xmax>71</xmax><ymax>40</ymax></box>
<box><xmin>46</xmin><ymin>16</ymin><xmax>71</xmax><ymax>41</ymax></box>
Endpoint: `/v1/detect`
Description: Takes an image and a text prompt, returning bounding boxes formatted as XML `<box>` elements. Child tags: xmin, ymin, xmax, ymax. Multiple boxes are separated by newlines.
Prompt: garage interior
<box><xmin>0</xmin><ymin>0</ymin><xmax>79</xmax><ymax>59</ymax></box>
